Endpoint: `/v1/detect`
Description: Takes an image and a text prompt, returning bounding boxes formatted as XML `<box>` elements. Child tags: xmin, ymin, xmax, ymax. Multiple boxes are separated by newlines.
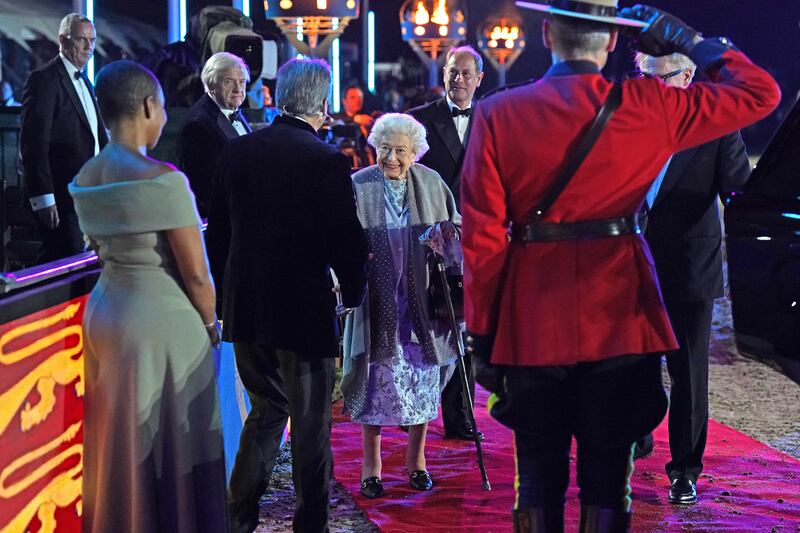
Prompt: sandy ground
<box><xmin>253</xmin><ymin>296</ymin><xmax>800</xmax><ymax>532</ymax></box>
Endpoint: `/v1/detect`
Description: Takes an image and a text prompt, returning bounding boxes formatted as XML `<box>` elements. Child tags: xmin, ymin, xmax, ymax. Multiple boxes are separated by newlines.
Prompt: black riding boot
<box><xmin>578</xmin><ymin>505</ymin><xmax>631</xmax><ymax>533</ymax></box>
<box><xmin>512</xmin><ymin>505</ymin><xmax>565</xmax><ymax>533</ymax></box>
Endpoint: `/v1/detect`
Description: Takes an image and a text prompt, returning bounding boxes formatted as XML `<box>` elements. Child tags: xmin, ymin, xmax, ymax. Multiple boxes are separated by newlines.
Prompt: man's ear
<box><xmin>607</xmin><ymin>29</ymin><xmax>619</xmax><ymax>52</ymax></box>
<box><xmin>476</xmin><ymin>71</ymin><xmax>485</xmax><ymax>87</ymax></box>
<box><xmin>143</xmin><ymin>95</ymin><xmax>153</xmax><ymax>120</ymax></box>
<box><xmin>542</xmin><ymin>19</ymin><xmax>552</xmax><ymax>50</ymax></box>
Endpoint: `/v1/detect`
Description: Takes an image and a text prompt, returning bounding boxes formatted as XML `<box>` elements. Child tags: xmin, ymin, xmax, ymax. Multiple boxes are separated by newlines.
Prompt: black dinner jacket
<box><xmin>645</xmin><ymin>130</ymin><xmax>750</xmax><ymax>303</ymax></box>
<box><xmin>177</xmin><ymin>93</ymin><xmax>251</xmax><ymax>217</ymax></box>
<box><xmin>206</xmin><ymin>115</ymin><xmax>369</xmax><ymax>357</ymax></box>
<box><xmin>19</xmin><ymin>56</ymin><xmax>108</xmax><ymax>216</ymax></box>
<box><xmin>407</xmin><ymin>97</ymin><xmax>472</xmax><ymax>206</ymax></box>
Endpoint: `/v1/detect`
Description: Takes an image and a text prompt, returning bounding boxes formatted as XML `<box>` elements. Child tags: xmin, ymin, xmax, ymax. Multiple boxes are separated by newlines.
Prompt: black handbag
<box><xmin>428</xmin><ymin>256</ymin><xmax>464</xmax><ymax>321</ymax></box>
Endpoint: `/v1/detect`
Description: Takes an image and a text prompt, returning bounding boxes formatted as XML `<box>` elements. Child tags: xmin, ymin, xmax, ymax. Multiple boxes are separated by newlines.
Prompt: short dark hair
<box><xmin>95</xmin><ymin>60</ymin><xmax>160</xmax><ymax>123</ymax></box>
<box><xmin>549</xmin><ymin>14</ymin><xmax>612</xmax><ymax>56</ymax></box>
<box><xmin>343</xmin><ymin>85</ymin><xmax>363</xmax><ymax>97</ymax></box>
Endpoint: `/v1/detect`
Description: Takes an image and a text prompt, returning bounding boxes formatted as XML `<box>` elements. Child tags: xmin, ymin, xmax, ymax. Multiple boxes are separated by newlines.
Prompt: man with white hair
<box><xmin>19</xmin><ymin>13</ymin><xmax>107</xmax><ymax>264</ymax></box>
<box><xmin>633</xmin><ymin>51</ymin><xmax>751</xmax><ymax>506</ymax></box>
<box><xmin>207</xmin><ymin>58</ymin><xmax>368</xmax><ymax>533</ymax></box>
<box><xmin>177</xmin><ymin>51</ymin><xmax>252</xmax><ymax>219</ymax></box>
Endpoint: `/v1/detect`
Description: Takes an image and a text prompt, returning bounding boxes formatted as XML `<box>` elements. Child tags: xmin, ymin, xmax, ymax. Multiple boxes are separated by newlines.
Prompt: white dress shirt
<box><xmin>30</xmin><ymin>55</ymin><xmax>100</xmax><ymax>211</ymax></box>
<box><xmin>446</xmin><ymin>96</ymin><xmax>472</xmax><ymax>144</ymax></box>
<box><xmin>210</xmin><ymin>95</ymin><xmax>248</xmax><ymax>136</ymax></box>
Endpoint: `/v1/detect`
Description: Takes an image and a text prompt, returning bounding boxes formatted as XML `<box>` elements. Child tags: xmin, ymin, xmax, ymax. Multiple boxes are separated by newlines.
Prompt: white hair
<box><xmin>201</xmin><ymin>52</ymin><xmax>250</xmax><ymax>93</ymax></box>
<box><xmin>275</xmin><ymin>58</ymin><xmax>331</xmax><ymax>117</ymax></box>
<box><xmin>59</xmin><ymin>13</ymin><xmax>92</xmax><ymax>37</ymax></box>
<box><xmin>635</xmin><ymin>52</ymin><xmax>696</xmax><ymax>76</ymax></box>
<box><xmin>368</xmin><ymin>113</ymin><xmax>429</xmax><ymax>161</ymax></box>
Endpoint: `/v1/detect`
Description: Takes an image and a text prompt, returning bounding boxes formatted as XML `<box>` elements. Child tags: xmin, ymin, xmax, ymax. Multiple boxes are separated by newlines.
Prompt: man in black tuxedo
<box><xmin>408</xmin><ymin>45</ymin><xmax>483</xmax><ymax>442</ymax></box>
<box><xmin>19</xmin><ymin>13</ymin><xmax>108</xmax><ymax>264</ymax></box>
<box><xmin>408</xmin><ymin>45</ymin><xmax>483</xmax><ymax>208</ymax></box>
<box><xmin>635</xmin><ymin>52</ymin><xmax>751</xmax><ymax>505</ymax></box>
<box><xmin>177</xmin><ymin>52</ymin><xmax>252</xmax><ymax>218</ymax></box>
<box><xmin>207</xmin><ymin>58</ymin><xmax>368</xmax><ymax>533</ymax></box>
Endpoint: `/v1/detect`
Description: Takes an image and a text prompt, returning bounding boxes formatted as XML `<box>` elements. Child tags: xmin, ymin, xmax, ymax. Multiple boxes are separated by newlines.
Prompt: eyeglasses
<box><xmin>378</xmin><ymin>145</ymin><xmax>411</xmax><ymax>157</ymax></box>
<box><xmin>634</xmin><ymin>68</ymin><xmax>686</xmax><ymax>81</ymax></box>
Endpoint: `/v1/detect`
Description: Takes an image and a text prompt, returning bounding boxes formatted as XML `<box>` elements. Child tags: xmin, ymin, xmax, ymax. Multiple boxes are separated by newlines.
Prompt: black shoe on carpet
<box><xmin>360</xmin><ymin>477</ymin><xmax>384</xmax><ymax>499</ymax></box>
<box><xmin>409</xmin><ymin>470</ymin><xmax>434</xmax><ymax>491</ymax></box>
<box><xmin>668</xmin><ymin>476</ymin><xmax>698</xmax><ymax>505</ymax></box>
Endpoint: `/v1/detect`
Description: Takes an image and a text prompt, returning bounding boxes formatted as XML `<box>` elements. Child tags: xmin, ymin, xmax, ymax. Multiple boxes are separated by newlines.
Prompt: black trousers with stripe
<box><xmin>491</xmin><ymin>353</ymin><xmax>667</xmax><ymax>510</ymax></box>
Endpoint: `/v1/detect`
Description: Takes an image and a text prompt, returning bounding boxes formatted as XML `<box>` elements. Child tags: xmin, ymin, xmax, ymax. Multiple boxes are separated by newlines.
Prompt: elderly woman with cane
<box><xmin>341</xmin><ymin>112</ymin><xmax>461</xmax><ymax>499</ymax></box>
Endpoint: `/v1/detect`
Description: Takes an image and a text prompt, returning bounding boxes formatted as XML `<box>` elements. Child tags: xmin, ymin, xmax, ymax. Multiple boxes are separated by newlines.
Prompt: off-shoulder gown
<box><xmin>69</xmin><ymin>172</ymin><xmax>228</xmax><ymax>533</ymax></box>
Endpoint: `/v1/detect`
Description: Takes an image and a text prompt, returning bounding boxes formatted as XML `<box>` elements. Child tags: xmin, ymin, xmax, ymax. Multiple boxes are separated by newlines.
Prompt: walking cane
<box><xmin>431</xmin><ymin>252</ymin><xmax>492</xmax><ymax>491</ymax></box>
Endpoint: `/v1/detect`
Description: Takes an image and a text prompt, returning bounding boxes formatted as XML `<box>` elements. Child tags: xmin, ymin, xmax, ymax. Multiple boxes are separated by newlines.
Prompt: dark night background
<box><xmin>17</xmin><ymin>0</ymin><xmax>800</xmax><ymax>151</ymax></box>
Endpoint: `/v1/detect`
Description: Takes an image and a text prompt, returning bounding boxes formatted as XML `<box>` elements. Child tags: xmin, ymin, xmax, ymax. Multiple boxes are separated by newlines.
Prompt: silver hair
<box><xmin>549</xmin><ymin>14</ymin><xmax>611</xmax><ymax>58</ymax></box>
<box><xmin>275</xmin><ymin>58</ymin><xmax>332</xmax><ymax>117</ymax></box>
<box><xmin>446</xmin><ymin>45</ymin><xmax>483</xmax><ymax>73</ymax></box>
<box><xmin>635</xmin><ymin>52</ymin><xmax>696</xmax><ymax>75</ymax></box>
<box><xmin>368</xmin><ymin>113</ymin><xmax>429</xmax><ymax>161</ymax></box>
<box><xmin>201</xmin><ymin>52</ymin><xmax>250</xmax><ymax>93</ymax></box>
<box><xmin>58</xmin><ymin>13</ymin><xmax>93</xmax><ymax>37</ymax></box>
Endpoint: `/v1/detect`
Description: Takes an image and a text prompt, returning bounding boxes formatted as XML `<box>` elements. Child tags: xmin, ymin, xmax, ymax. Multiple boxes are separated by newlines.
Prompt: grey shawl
<box><xmin>342</xmin><ymin>163</ymin><xmax>461</xmax><ymax>416</ymax></box>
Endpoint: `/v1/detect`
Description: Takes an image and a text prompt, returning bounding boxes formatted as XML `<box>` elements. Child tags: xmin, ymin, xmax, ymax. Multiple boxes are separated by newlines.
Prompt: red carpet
<box><xmin>331</xmin><ymin>388</ymin><xmax>800</xmax><ymax>532</ymax></box>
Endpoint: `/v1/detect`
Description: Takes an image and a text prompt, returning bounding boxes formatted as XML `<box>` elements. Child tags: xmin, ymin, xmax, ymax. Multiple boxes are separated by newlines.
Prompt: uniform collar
<box><xmin>544</xmin><ymin>60</ymin><xmax>602</xmax><ymax>78</ymax></box>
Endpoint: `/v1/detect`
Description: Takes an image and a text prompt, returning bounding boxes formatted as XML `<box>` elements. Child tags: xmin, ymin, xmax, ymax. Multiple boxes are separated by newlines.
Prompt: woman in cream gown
<box><xmin>69</xmin><ymin>60</ymin><xmax>227</xmax><ymax>532</ymax></box>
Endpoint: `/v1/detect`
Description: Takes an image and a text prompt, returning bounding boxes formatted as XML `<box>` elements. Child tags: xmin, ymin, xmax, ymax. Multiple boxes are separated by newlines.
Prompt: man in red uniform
<box><xmin>461</xmin><ymin>1</ymin><xmax>780</xmax><ymax>531</ymax></box>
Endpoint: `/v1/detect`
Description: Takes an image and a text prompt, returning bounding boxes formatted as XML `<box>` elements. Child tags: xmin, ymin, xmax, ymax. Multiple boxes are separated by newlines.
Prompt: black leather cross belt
<box><xmin>511</xmin><ymin>215</ymin><xmax>642</xmax><ymax>242</ymax></box>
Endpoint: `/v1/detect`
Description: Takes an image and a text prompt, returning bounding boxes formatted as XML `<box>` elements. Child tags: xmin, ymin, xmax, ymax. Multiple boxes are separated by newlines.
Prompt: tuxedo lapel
<box><xmin>432</xmin><ymin>98</ymin><xmax>463</xmax><ymax>164</ymax></box>
<box><xmin>56</xmin><ymin>60</ymin><xmax>92</xmax><ymax>134</ymax></box>
<box><xmin>653</xmin><ymin>147</ymin><xmax>698</xmax><ymax>207</ymax></box>
<box><xmin>203</xmin><ymin>95</ymin><xmax>240</xmax><ymax>140</ymax></box>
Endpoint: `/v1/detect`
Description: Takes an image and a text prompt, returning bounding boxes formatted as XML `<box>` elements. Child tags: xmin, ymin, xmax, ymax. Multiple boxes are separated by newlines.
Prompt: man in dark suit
<box><xmin>177</xmin><ymin>52</ymin><xmax>252</xmax><ymax>218</ymax></box>
<box><xmin>634</xmin><ymin>52</ymin><xmax>751</xmax><ymax>505</ymax></box>
<box><xmin>207</xmin><ymin>58</ymin><xmax>368</xmax><ymax>533</ymax></box>
<box><xmin>408</xmin><ymin>45</ymin><xmax>483</xmax><ymax>442</ymax></box>
<box><xmin>19</xmin><ymin>13</ymin><xmax>108</xmax><ymax>264</ymax></box>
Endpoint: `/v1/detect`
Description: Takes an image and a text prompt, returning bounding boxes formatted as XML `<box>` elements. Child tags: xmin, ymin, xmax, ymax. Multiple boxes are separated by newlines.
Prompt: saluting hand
<box><xmin>620</xmin><ymin>4</ymin><xmax>703</xmax><ymax>57</ymax></box>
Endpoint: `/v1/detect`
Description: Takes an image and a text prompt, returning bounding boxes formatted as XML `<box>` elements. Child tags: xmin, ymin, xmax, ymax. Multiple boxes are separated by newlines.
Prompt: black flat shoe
<box><xmin>668</xmin><ymin>476</ymin><xmax>697</xmax><ymax>505</ymax></box>
<box><xmin>360</xmin><ymin>477</ymin><xmax>384</xmax><ymax>499</ymax></box>
<box><xmin>445</xmin><ymin>426</ymin><xmax>485</xmax><ymax>441</ymax></box>
<box><xmin>409</xmin><ymin>470</ymin><xmax>434</xmax><ymax>491</ymax></box>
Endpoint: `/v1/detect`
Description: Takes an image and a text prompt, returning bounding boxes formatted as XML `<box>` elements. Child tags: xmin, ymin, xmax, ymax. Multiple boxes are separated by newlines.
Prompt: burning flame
<box><xmin>414</xmin><ymin>1</ymin><xmax>430</xmax><ymax>25</ymax></box>
<box><xmin>490</xmin><ymin>25</ymin><xmax>520</xmax><ymax>42</ymax></box>
<box><xmin>431</xmin><ymin>0</ymin><xmax>449</xmax><ymax>25</ymax></box>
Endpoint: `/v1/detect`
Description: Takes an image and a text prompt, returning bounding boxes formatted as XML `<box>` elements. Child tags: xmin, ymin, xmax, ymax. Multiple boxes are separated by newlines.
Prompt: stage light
<box><xmin>477</xmin><ymin>14</ymin><xmax>526</xmax><ymax>87</ymax></box>
<box><xmin>400</xmin><ymin>0</ymin><xmax>467</xmax><ymax>88</ymax></box>
<box><xmin>86</xmin><ymin>0</ymin><xmax>95</xmax><ymax>80</ymax></box>
<box><xmin>266</xmin><ymin>0</ymin><xmax>359</xmax><ymax>57</ymax></box>
<box><xmin>367</xmin><ymin>10</ymin><xmax>376</xmax><ymax>92</ymax></box>
<box><xmin>233</xmin><ymin>0</ymin><xmax>252</xmax><ymax>17</ymax></box>
<box><xmin>332</xmin><ymin>17</ymin><xmax>340</xmax><ymax>113</ymax></box>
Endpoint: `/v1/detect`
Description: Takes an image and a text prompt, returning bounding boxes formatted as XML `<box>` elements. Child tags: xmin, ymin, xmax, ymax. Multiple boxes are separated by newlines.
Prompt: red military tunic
<box><xmin>462</xmin><ymin>44</ymin><xmax>780</xmax><ymax>367</ymax></box>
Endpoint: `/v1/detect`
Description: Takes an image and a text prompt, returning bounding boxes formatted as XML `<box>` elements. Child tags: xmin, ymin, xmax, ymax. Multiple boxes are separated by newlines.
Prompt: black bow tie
<box><xmin>73</xmin><ymin>70</ymin><xmax>84</xmax><ymax>81</ymax></box>
<box><xmin>451</xmin><ymin>107</ymin><xmax>471</xmax><ymax>118</ymax></box>
<box><xmin>229</xmin><ymin>110</ymin><xmax>242</xmax><ymax>123</ymax></box>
